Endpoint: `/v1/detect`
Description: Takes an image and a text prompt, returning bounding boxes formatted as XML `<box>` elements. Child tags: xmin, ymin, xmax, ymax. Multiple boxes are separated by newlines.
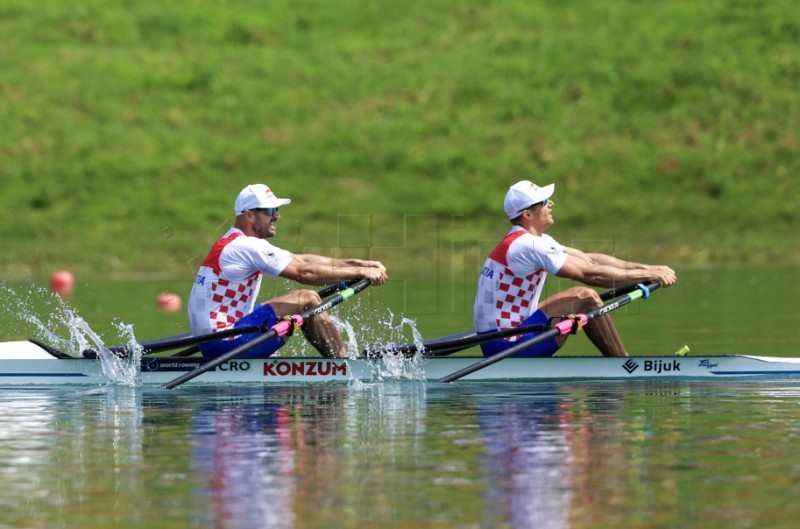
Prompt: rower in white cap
<box><xmin>188</xmin><ymin>184</ymin><xmax>387</xmax><ymax>359</ymax></box>
<box><xmin>473</xmin><ymin>180</ymin><xmax>676</xmax><ymax>358</ymax></box>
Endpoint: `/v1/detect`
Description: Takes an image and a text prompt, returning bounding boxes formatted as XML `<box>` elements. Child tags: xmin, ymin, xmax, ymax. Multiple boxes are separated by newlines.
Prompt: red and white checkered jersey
<box><xmin>473</xmin><ymin>226</ymin><xmax>567</xmax><ymax>338</ymax></box>
<box><xmin>188</xmin><ymin>228</ymin><xmax>292</xmax><ymax>336</ymax></box>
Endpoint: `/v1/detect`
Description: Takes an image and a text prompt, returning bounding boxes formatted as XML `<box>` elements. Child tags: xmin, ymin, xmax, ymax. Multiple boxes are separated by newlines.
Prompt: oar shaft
<box><xmin>598</xmin><ymin>283</ymin><xmax>643</xmax><ymax>301</ymax></box>
<box><xmin>317</xmin><ymin>279</ymin><xmax>361</xmax><ymax>299</ymax></box>
<box><xmin>162</xmin><ymin>328</ymin><xmax>280</xmax><ymax>389</ymax></box>
<box><xmin>363</xmin><ymin>323</ymin><xmax>548</xmax><ymax>358</ymax></box>
<box><xmin>136</xmin><ymin>324</ymin><xmax>262</xmax><ymax>354</ymax></box>
<box><xmin>162</xmin><ymin>279</ymin><xmax>370</xmax><ymax>389</ymax></box>
<box><xmin>438</xmin><ymin>282</ymin><xmax>660</xmax><ymax>383</ymax></box>
<box><xmin>437</xmin><ymin>329</ymin><xmax>560</xmax><ymax>382</ymax></box>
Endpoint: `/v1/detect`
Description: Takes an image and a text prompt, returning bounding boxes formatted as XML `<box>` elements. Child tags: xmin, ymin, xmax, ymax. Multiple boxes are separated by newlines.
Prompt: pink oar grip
<box><xmin>270</xmin><ymin>315</ymin><xmax>305</xmax><ymax>337</ymax></box>
<box><xmin>553</xmin><ymin>315</ymin><xmax>589</xmax><ymax>335</ymax></box>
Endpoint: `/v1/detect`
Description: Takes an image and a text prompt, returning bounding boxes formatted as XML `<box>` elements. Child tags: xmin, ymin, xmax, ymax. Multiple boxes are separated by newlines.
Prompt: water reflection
<box><xmin>190</xmin><ymin>388</ymin><xmax>299</xmax><ymax>528</ymax></box>
<box><xmin>0</xmin><ymin>387</ymin><xmax>143</xmax><ymax>526</ymax></box>
<box><xmin>179</xmin><ymin>382</ymin><xmax>429</xmax><ymax>528</ymax></box>
<box><xmin>476</xmin><ymin>390</ymin><xmax>574</xmax><ymax>529</ymax></box>
<box><xmin>1</xmin><ymin>380</ymin><xmax>799</xmax><ymax>529</ymax></box>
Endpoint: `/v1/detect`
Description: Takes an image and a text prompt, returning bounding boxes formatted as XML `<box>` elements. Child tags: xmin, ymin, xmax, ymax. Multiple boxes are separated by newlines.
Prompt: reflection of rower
<box><xmin>190</xmin><ymin>387</ymin><xmax>297</xmax><ymax>529</ymax></box>
<box><xmin>477</xmin><ymin>393</ymin><xmax>572</xmax><ymax>529</ymax></box>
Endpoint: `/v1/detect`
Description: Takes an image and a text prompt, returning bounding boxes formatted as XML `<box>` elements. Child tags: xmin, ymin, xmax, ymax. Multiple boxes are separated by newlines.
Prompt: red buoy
<box><xmin>50</xmin><ymin>270</ymin><xmax>75</xmax><ymax>298</ymax></box>
<box><xmin>156</xmin><ymin>293</ymin><xmax>182</xmax><ymax>312</ymax></box>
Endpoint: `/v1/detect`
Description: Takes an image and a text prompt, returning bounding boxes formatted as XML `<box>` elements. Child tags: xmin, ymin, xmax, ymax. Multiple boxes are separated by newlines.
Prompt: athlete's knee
<box><xmin>569</xmin><ymin>286</ymin><xmax>603</xmax><ymax>309</ymax></box>
<box><xmin>296</xmin><ymin>289</ymin><xmax>322</xmax><ymax>308</ymax></box>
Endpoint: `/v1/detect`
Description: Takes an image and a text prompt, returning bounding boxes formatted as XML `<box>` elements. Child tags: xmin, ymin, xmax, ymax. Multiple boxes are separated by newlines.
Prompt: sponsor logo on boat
<box><xmin>142</xmin><ymin>358</ymin><xmax>204</xmax><ymax>372</ymax></box>
<box><xmin>622</xmin><ymin>359</ymin><xmax>682</xmax><ymax>375</ymax></box>
<box><xmin>219</xmin><ymin>361</ymin><xmax>250</xmax><ymax>372</ymax></box>
<box><xmin>264</xmin><ymin>360</ymin><xmax>347</xmax><ymax>378</ymax></box>
<box><xmin>623</xmin><ymin>359</ymin><xmax>639</xmax><ymax>374</ymax></box>
<box><xmin>698</xmin><ymin>359</ymin><xmax>719</xmax><ymax>369</ymax></box>
<box><xmin>643</xmin><ymin>359</ymin><xmax>681</xmax><ymax>374</ymax></box>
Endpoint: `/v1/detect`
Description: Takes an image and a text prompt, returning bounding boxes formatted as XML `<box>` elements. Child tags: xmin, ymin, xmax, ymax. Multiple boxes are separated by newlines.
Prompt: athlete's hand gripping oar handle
<box><xmin>437</xmin><ymin>282</ymin><xmax>661</xmax><ymax>383</ymax></box>
<box><xmin>364</xmin><ymin>283</ymin><xmax>645</xmax><ymax>359</ymax></box>
<box><xmin>162</xmin><ymin>279</ymin><xmax>371</xmax><ymax>389</ymax></box>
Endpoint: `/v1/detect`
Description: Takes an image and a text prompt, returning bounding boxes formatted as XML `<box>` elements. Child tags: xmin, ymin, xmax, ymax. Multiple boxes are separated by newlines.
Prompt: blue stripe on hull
<box><xmin>711</xmin><ymin>371</ymin><xmax>800</xmax><ymax>376</ymax></box>
<box><xmin>0</xmin><ymin>373</ymin><xmax>89</xmax><ymax>377</ymax></box>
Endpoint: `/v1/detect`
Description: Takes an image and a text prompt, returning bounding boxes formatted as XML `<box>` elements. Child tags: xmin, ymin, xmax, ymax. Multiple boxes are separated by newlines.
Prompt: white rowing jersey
<box><xmin>473</xmin><ymin>226</ymin><xmax>568</xmax><ymax>338</ymax></box>
<box><xmin>188</xmin><ymin>228</ymin><xmax>292</xmax><ymax>336</ymax></box>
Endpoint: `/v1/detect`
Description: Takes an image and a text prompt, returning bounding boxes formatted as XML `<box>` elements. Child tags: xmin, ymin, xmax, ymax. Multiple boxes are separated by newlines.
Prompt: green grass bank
<box><xmin>1</xmin><ymin>0</ymin><xmax>798</xmax><ymax>278</ymax></box>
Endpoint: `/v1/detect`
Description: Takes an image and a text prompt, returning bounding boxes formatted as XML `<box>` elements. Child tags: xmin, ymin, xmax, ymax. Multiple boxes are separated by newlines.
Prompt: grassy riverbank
<box><xmin>1</xmin><ymin>0</ymin><xmax>798</xmax><ymax>277</ymax></box>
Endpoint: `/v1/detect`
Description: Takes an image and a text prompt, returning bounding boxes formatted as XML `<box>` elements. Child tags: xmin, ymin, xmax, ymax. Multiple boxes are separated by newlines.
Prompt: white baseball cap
<box><xmin>503</xmin><ymin>180</ymin><xmax>555</xmax><ymax>219</ymax></box>
<box><xmin>234</xmin><ymin>184</ymin><xmax>292</xmax><ymax>215</ymax></box>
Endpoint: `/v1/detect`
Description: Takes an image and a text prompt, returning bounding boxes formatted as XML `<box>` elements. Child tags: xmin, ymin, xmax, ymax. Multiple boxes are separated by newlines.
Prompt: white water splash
<box><xmin>334</xmin><ymin>309</ymin><xmax>427</xmax><ymax>381</ymax></box>
<box><xmin>331</xmin><ymin>314</ymin><xmax>359</xmax><ymax>355</ymax></box>
<box><xmin>374</xmin><ymin>316</ymin><xmax>426</xmax><ymax>381</ymax></box>
<box><xmin>1</xmin><ymin>283</ymin><xmax>141</xmax><ymax>386</ymax></box>
<box><xmin>103</xmin><ymin>320</ymin><xmax>143</xmax><ymax>386</ymax></box>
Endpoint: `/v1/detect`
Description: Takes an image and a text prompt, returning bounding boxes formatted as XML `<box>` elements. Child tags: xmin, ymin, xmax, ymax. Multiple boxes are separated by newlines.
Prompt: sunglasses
<box><xmin>516</xmin><ymin>199</ymin><xmax>549</xmax><ymax>214</ymax></box>
<box><xmin>252</xmin><ymin>207</ymin><xmax>279</xmax><ymax>216</ymax></box>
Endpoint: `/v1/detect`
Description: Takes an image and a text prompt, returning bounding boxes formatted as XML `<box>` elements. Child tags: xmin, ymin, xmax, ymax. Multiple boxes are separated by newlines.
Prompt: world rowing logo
<box><xmin>623</xmin><ymin>359</ymin><xmax>639</xmax><ymax>374</ymax></box>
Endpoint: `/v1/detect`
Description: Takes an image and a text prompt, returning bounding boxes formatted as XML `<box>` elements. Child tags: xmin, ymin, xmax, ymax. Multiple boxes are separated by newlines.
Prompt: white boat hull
<box><xmin>2</xmin><ymin>340</ymin><xmax>800</xmax><ymax>385</ymax></box>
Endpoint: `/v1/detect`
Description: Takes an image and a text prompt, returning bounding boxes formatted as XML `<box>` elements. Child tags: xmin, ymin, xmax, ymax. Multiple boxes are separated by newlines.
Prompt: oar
<box><xmin>362</xmin><ymin>324</ymin><xmax>548</xmax><ymax>359</ymax></box>
<box><xmin>438</xmin><ymin>282</ymin><xmax>661</xmax><ymax>383</ymax></box>
<box><xmin>365</xmin><ymin>283</ymin><xmax>645</xmax><ymax>358</ymax></box>
<box><xmin>92</xmin><ymin>280</ymin><xmax>360</xmax><ymax>358</ymax></box>
<box><xmin>162</xmin><ymin>278</ymin><xmax>371</xmax><ymax>389</ymax></box>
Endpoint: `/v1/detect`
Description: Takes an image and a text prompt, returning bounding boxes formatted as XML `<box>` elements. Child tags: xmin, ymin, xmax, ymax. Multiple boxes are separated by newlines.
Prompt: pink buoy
<box><xmin>50</xmin><ymin>270</ymin><xmax>75</xmax><ymax>298</ymax></box>
<box><xmin>156</xmin><ymin>293</ymin><xmax>182</xmax><ymax>313</ymax></box>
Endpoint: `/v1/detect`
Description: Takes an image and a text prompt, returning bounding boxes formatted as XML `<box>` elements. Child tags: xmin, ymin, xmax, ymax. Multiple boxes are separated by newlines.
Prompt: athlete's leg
<box><xmin>267</xmin><ymin>290</ymin><xmax>348</xmax><ymax>358</ymax></box>
<box><xmin>479</xmin><ymin>309</ymin><xmax>559</xmax><ymax>358</ymax></box>
<box><xmin>538</xmin><ymin>286</ymin><xmax>628</xmax><ymax>357</ymax></box>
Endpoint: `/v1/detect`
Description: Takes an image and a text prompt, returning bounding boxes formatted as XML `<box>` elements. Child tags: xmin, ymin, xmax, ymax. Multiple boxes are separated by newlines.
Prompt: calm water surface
<box><xmin>1</xmin><ymin>380</ymin><xmax>799</xmax><ymax>529</ymax></box>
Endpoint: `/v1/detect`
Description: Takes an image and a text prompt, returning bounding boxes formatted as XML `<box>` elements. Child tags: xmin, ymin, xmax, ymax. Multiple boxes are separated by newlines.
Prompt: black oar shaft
<box><xmin>598</xmin><ymin>283</ymin><xmax>644</xmax><ymax>301</ymax></box>
<box><xmin>162</xmin><ymin>279</ymin><xmax>370</xmax><ymax>389</ymax></box>
<box><xmin>137</xmin><ymin>324</ymin><xmax>262</xmax><ymax>354</ymax></box>
<box><xmin>362</xmin><ymin>323</ymin><xmax>548</xmax><ymax>358</ymax></box>
<box><xmin>438</xmin><ymin>282</ymin><xmax>661</xmax><ymax>383</ymax></box>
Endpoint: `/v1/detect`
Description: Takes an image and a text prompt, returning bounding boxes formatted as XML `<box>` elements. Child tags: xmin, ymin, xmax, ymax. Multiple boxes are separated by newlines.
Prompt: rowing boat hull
<box><xmin>2</xmin><ymin>341</ymin><xmax>800</xmax><ymax>385</ymax></box>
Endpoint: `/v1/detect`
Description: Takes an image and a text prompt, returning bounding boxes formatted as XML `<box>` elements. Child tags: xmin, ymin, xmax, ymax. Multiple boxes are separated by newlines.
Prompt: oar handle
<box><xmin>162</xmin><ymin>278</ymin><xmax>371</xmax><ymax>388</ymax></box>
<box><xmin>438</xmin><ymin>282</ymin><xmax>661</xmax><ymax>383</ymax></box>
<box><xmin>599</xmin><ymin>283</ymin><xmax>643</xmax><ymax>301</ymax></box>
<box><xmin>317</xmin><ymin>279</ymin><xmax>361</xmax><ymax>299</ymax></box>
